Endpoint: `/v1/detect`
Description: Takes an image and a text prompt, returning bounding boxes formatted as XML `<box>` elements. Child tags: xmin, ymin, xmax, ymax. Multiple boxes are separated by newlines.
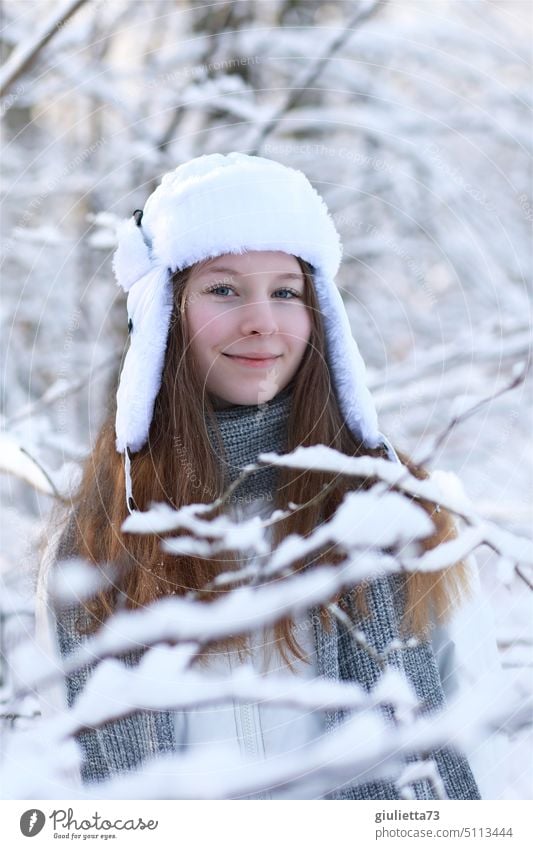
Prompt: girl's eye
<box><xmin>205</xmin><ymin>284</ymin><xmax>302</xmax><ymax>299</ymax></box>
<box><xmin>274</xmin><ymin>287</ymin><xmax>302</xmax><ymax>299</ymax></box>
<box><xmin>205</xmin><ymin>284</ymin><xmax>234</xmax><ymax>296</ymax></box>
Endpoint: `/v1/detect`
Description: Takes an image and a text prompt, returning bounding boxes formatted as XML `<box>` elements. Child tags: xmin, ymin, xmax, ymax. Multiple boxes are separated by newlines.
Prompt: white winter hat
<box><xmin>112</xmin><ymin>151</ymin><xmax>398</xmax><ymax>512</ymax></box>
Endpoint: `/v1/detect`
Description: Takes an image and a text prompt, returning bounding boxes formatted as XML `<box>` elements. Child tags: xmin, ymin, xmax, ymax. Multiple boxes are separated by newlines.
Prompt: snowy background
<box><xmin>1</xmin><ymin>0</ymin><xmax>531</xmax><ymax>800</ymax></box>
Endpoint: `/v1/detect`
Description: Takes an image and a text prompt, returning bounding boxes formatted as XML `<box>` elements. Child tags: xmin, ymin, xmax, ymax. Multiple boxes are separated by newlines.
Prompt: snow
<box><xmin>0</xmin><ymin>434</ymin><xmax>56</xmax><ymax>496</ymax></box>
<box><xmin>49</xmin><ymin>558</ymin><xmax>118</xmax><ymax>605</ymax></box>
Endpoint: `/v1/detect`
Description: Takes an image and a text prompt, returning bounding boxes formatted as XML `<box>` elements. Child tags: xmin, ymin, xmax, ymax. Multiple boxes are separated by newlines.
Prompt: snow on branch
<box><xmin>6</xmin><ymin>437</ymin><xmax>528</xmax><ymax>798</ymax></box>
<box><xmin>0</xmin><ymin>0</ymin><xmax>88</xmax><ymax>97</ymax></box>
<box><xmin>5</xmin><ymin>663</ymin><xmax>528</xmax><ymax>800</ymax></box>
<box><xmin>257</xmin><ymin>446</ymin><xmax>533</xmax><ymax>568</ymax></box>
<box><xmin>50</xmin><ymin>648</ymin><xmax>376</xmax><ymax>739</ymax></box>
<box><xmin>25</xmin><ymin>551</ymin><xmax>397</xmax><ymax>699</ymax></box>
<box><xmin>248</xmin><ymin>0</ymin><xmax>387</xmax><ymax>154</ymax></box>
<box><xmin>0</xmin><ymin>434</ymin><xmax>62</xmax><ymax>499</ymax></box>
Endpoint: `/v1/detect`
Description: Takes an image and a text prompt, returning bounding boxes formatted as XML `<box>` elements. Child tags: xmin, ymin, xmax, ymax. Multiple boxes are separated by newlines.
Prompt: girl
<box><xmin>43</xmin><ymin>152</ymin><xmax>481</xmax><ymax>799</ymax></box>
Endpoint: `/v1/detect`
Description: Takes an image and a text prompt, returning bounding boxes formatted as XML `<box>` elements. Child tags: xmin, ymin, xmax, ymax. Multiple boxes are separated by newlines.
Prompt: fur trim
<box><xmin>141</xmin><ymin>153</ymin><xmax>343</xmax><ymax>279</ymax></box>
<box><xmin>112</xmin><ymin>217</ymin><xmax>153</xmax><ymax>293</ymax></box>
<box><xmin>115</xmin><ymin>265</ymin><xmax>173</xmax><ymax>454</ymax></box>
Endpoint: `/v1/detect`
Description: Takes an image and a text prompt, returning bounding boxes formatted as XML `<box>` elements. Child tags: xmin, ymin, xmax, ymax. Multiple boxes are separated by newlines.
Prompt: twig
<box><xmin>183</xmin><ymin>470</ymin><xmax>338</xmax><ymax>596</ymax></box>
<box><xmin>516</xmin><ymin>565</ymin><xmax>533</xmax><ymax>592</ymax></box>
<box><xmin>17</xmin><ymin>446</ymin><xmax>67</xmax><ymax>502</ymax></box>
<box><xmin>6</xmin><ymin>353</ymin><xmax>118</xmax><ymax>427</ymax></box>
<box><xmin>206</xmin><ymin>459</ymin><xmax>339</xmax><ymax>515</ymax></box>
<box><xmin>415</xmin><ymin>358</ymin><xmax>531</xmax><ymax>468</ymax></box>
<box><xmin>328</xmin><ymin>602</ymin><xmax>386</xmax><ymax>669</ymax></box>
<box><xmin>249</xmin><ymin>0</ymin><xmax>388</xmax><ymax>154</ymax></box>
<box><xmin>371</xmin><ymin>328</ymin><xmax>531</xmax><ymax>394</ymax></box>
<box><xmin>0</xmin><ymin>0</ymin><xmax>88</xmax><ymax>97</ymax></box>
<box><xmin>371</xmin><ymin>358</ymin><xmax>531</xmax><ymax>518</ymax></box>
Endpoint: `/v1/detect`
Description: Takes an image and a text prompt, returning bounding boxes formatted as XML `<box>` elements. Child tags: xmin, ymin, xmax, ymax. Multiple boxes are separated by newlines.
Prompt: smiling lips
<box><xmin>222</xmin><ymin>352</ymin><xmax>281</xmax><ymax>368</ymax></box>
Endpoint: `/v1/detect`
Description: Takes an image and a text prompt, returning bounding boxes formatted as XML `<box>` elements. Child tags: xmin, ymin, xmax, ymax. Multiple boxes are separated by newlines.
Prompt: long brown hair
<box><xmin>43</xmin><ymin>258</ymin><xmax>469</xmax><ymax>665</ymax></box>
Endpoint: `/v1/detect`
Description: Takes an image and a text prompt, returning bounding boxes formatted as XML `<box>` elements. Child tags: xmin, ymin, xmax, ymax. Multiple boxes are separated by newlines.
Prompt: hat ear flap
<box><xmin>311</xmin><ymin>267</ymin><xmax>381</xmax><ymax>448</ymax></box>
<box><xmin>113</xmin><ymin>216</ymin><xmax>153</xmax><ymax>292</ymax></box>
<box><xmin>115</xmin><ymin>265</ymin><xmax>173</xmax><ymax>455</ymax></box>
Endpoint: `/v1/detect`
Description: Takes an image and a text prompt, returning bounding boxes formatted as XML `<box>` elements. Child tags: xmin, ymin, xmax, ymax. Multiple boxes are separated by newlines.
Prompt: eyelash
<box><xmin>204</xmin><ymin>283</ymin><xmax>303</xmax><ymax>300</ymax></box>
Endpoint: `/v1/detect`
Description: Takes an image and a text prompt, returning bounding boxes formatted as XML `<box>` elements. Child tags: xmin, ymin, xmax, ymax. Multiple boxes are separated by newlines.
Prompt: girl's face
<box><xmin>183</xmin><ymin>251</ymin><xmax>312</xmax><ymax>408</ymax></box>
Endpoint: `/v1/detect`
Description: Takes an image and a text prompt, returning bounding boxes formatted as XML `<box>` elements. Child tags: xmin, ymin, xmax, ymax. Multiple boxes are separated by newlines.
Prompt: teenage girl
<box><xmin>41</xmin><ymin>152</ymin><xmax>482</xmax><ymax>799</ymax></box>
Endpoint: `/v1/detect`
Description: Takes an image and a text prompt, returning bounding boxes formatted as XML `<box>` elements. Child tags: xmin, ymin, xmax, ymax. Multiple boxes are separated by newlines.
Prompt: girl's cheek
<box><xmin>291</xmin><ymin>309</ymin><xmax>312</xmax><ymax>341</ymax></box>
<box><xmin>205</xmin><ymin>309</ymin><xmax>237</xmax><ymax>336</ymax></box>
<box><xmin>189</xmin><ymin>304</ymin><xmax>226</xmax><ymax>337</ymax></box>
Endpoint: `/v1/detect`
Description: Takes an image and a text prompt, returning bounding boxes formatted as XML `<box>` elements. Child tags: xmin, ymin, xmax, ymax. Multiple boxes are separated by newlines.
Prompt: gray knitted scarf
<box><xmin>54</xmin><ymin>386</ymin><xmax>480</xmax><ymax>800</ymax></box>
<box><xmin>206</xmin><ymin>381</ymin><xmax>293</xmax><ymax>504</ymax></box>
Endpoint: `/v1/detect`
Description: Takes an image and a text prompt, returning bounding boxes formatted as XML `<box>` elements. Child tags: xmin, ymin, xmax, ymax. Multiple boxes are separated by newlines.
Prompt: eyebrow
<box><xmin>196</xmin><ymin>265</ymin><xmax>304</xmax><ymax>282</ymax></box>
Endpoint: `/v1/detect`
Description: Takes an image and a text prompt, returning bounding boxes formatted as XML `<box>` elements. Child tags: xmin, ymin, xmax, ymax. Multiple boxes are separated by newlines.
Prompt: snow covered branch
<box><xmin>0</xmin><ymin>0</ymin><xmax>88</xmax><ymax>97</ymax></box>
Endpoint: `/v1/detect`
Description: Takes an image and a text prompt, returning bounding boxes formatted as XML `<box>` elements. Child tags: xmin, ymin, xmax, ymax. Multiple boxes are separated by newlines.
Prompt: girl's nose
<box><xmin>237</xmin><ymin>298</ymin><xmax>279</xmax><ymax>335</ymax></box>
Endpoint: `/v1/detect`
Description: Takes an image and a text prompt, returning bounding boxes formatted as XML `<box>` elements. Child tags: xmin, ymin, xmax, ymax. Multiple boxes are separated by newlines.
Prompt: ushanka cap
<box><xmin>112</xmin><ymin>151</ymin><xmax>399</xmax><ymax>512</ymax></box>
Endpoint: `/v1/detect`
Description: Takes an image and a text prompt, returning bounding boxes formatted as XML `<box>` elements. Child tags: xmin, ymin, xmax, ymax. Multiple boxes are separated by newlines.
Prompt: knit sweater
<box><xmin>54</xmin><ymin>387</ymin><xmax>480</xmax><ymax>799</ymax></box>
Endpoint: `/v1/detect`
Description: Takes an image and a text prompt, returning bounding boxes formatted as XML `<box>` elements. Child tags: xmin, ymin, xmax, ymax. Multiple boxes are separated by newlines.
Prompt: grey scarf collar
<box><xmin>207</xmin><ymin>383</ymin><xmax>293</xmax><ymax>505</ymax></box>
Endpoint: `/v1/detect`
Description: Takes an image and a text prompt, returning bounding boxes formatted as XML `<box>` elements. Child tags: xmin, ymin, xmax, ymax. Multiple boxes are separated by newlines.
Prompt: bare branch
<box><xmin>516</xmin><ymin>566</ymin><xmax>533</xmax><ymax>592</ymax></box>
<box><xmin>415</xmin><ymin>358</ymin><xmax>531</xmax><ymax>468</ymax></box>
<box><xmin>0</xmin><ymin>0</ymin><xmax>88</xmax><ymax>97</ymax></box>
<box><xmin>6</xmin><ymin>353</ymin><xmax>118</xmax><ymax>428</ymax></box>
<box><xmin>249</xmin><ymin>0</ymin><xmax>388</xmax><ymax>154</ymax></box>
<box><xmin>18</xmin><ymin>446</ymin><xmax>67</xmax><ymax>502</ymax></box>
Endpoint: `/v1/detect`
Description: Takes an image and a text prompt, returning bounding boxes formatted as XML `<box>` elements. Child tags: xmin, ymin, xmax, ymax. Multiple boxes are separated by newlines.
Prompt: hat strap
<box><xmin>124</xmin><ymin>447</ymin><xmax>135</xmax><ymax>513</ymax></box>
<box><xmin>379</xmin><ymin>433</ymin><xmax>401</xmax><ymax>464</ymax></box>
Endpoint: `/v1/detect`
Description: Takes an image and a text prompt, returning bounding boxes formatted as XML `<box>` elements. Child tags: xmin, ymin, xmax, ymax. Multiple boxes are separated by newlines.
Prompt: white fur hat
<box><xmin>112</xmin><ymin>152</ymin><xmax>398</xmax><ymax>512</ymax></box>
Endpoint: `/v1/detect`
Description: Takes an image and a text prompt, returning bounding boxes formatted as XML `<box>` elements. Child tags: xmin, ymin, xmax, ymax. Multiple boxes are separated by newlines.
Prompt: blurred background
<box><xmin>1</xmin><ymin>0</ymin><xmax>531</xmax><ymax>797</ymax></box>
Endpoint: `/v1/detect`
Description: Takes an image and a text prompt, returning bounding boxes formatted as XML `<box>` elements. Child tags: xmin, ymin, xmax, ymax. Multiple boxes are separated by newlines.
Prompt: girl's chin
<box><xmin>208</xmin><ymin>388</ymin><xmax>278</xmax><ymax>409</ymax></box>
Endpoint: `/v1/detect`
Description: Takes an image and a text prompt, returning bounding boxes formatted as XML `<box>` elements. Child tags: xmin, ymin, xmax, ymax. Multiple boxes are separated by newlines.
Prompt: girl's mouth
<box><xmin>222</xmin><ymin>354</ymin><xmax>281</xmax><ymax>368</ymax></box>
